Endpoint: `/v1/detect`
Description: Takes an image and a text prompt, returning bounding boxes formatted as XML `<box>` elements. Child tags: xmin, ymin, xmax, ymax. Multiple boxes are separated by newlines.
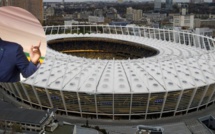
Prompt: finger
<box><xmin>33</xmin><ymin>41</ymin><xmax>41</xmax><ymax>49</ymax></box>
<box><xmin>37</xmin><ymin>41</ymin><xmax>41</xmax><ymax>48</ymax></box>
<box><xmin>33</xmin><ymin>46</ymin><xmax>40</xmax><ymax>49</ymax></box>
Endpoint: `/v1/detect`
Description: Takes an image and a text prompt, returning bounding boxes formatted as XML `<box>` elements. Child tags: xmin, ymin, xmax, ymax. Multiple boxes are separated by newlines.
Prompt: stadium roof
<box><xmin>23</xmin><ymin>33</ymin><xmax>215</xmax><ymax>93</ymax></box>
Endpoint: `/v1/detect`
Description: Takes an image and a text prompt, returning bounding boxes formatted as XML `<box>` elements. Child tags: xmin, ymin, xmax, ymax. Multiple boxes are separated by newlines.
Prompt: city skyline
<box><xmin>43</xmin><ymin>0</ymin><xmax>212</xmax><ymax>2</ymax></box>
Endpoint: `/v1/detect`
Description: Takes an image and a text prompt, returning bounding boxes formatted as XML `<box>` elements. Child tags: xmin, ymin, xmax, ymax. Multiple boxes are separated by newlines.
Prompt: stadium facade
<box><xmin>1</xmin><ymin>25</ymin><xmax>215</xmax><ymax>120</ymax></box>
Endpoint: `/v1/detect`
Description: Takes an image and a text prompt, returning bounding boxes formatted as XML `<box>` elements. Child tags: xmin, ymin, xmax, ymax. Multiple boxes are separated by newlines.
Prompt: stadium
<box><xmin>1</xmin><ymin>25</ymin><xmax>215</xmax><ymax>120</ymax></box>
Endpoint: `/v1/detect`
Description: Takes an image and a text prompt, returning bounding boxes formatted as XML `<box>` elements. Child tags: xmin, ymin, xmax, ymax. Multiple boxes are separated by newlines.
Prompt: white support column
<box><xmin>201</xmin><ymin>36</ymin><xmax>206</xmax><ymax>50</ymax></box>
<box><xmin>13</xmin><ymin>83</ymin><xmax>23</xmax><ymax>100</ymax></box>
<box><xmin>127</xmin><ymin>27</ymin><xmax>130</xmax><ymax>35</ymax></box>
<box><xmin>208</xmin><ymin>84</ymin><xmax>215</xmax><ymax>104</ymax></box>
<box><xmin>109</xmin><ymin>26</ymin><xmax>111</xmax><ymax>34</ymax></box>
<box><xmin>21</xmin><ymin>83</ymin><xmax>33</xmax><ymax>106</ymax></box>
<box><xmin>206</xmin><ymin>54</ymin><xmax>215</xmax><ymax>105</ymax></box>
<box><xmin>44</xmin><ymin>26</ymin><xmax>48</xmax><ymax>34</ymax></box>
<box><xmin>64</xmin><ymin>25</ymin><xmax>66</xmax><ymax>34</ymax></box>
<box><xmin>148</xmin><ymin>28</ymin><xmax>151</xmax><ymax>38</ymax></box>
<box><xmin>144</xmin><ymin>28</ymin><xmax>147</xmax><ymax>38</ymax></box>
<box><xmin>129</xmin><ymin>93</ymin><xmax>133</xmax><ymax>120</ymax></box>
<box><xmin>159</xmin><ymin>29</ymin><xmax>161</xmax><ymax>40</ymax></box>
<box><xmin>7</xmin><ymin>83</ymin><xmax>15</xmax><ymax>95</ymax></box>
<box><xmin>70</xmin><ymin>25</ymin><xmax>73</xmax><ymax>34</ymax></box>
<box><xmin>83</xmin><ymin>25</ymin><xmax>85</xmax><ymax>34</ymax></box>
<box><xmin>211</xmin><ymin>37</ymin><xmax>215</xmax><ymax>49</ymax></box>
<box><xmin>174</xmin><ymin>90</ymin><xmax>183</xmax><ymax>116</ymax></box>
<box><xmin>160</xmin><ymin>92</ymin><xmax>168</xmax><ymax>118</ymax></box>
<box><xmin>90</xmin><ymin>25</ymin><xmax>92</xmax><ymax>33</ymax></box>
<box><xmin>197</xmin><ymin>35</ymin><xmax>201</xmax><ymax>48</ymax></box>
<box><xmin>183</xmin><ymin>32</ymin><xmax>186</xmax><ymax>45</ymax></box>
<box><xmin>168</xmin><ymin>29</ymin><xmax>171</xmax><ymax>42</ymax></box>
<box><xmin>115</xmin><ymin>25</ymin><xmax>117</xmax><ymax>34</ymax></box>
<box><xmin>188</xmin><ymin>33</ymin><xmax>191</xmax><ymax>47</ymax></box>
<box><xmin>194</xmin><ymin>56</ymin><xmax>209</xmax><ymax>108</ymax></box>
<box><xmin>198</xmin><ymin>85</ymin><xmax>209</xmax><ymax>107</ymax></box>
<box><xmin>57</xmin><ymin>25</ymin><xmax>60</xmax><ymax>34</ymax></box>
<box><xmin>112</xmin><ymin>58</ymin><xmax>115</xmax><ymax>120</ymax></box>
<box><xmin>113</xmin><ymin>93</ymin><xmax>115</xmax><ymax>120</ymax></box>
<box><xmin>45</xmin><ymin>88</ymin><xmax>53</xmax><ymax>108</ymax></box>
<box><xmin>186</xmin><ymin>87</ymin><xmax>198</xmax><ymax>113</ymax></box>
<box><xmin>77</xmin><ymin>92</ymin><xmax>82</xmax><ymax>117</ymax></box>
<box><xmin>50</xmin><ymin>25</ymin><xmax>54</xmax><ymax>34</ymax></box>
<box><xmin>139</xmin><ymin>27</ymin><xmax>142</xmax><ymax>37</ymax></box>
<box><xmin>193</xmin><ymin>34</ymin><xmax>197</xmax><ymax>48</ymax></box>
<box><xmin>145</xmin><ymin>93</ymin><xmax>151</xmax><ymax>119</ymax></box>
<box><xmin>178</xmin><ymin>32</ymin><xmax>181</xmax><ymax>44</ymax></box>
<box><xmin>207</xmin><ymin>37</ymin><xmax>212</xmax><ymax>50</ymax></box>
<box><xmin>121</xmin><ymin>26</ymin><xmax>124</xmax><ymax>35</ymax></box>
<box><xmin>173</xmin><ymin>31</ymin><xmax>176</xmax><ymax>43</ymax></box>
<box><xmin>31</xmin><ymin>86</ymin><xmax>42</xmax><ymax>109</ymax></box>
<box><xmin>96</xmin><ymin>25</ymin><xmax>98</xmax><ymax>33</ymax></box>
<box><xmin>153</xmin><ymin>28</ymin><xmax>156</xmax><ymax>39</ymax></box>
<box><xmin>102</xmin><ymin>25</ymin><xmax>105</xmax><ymax>34</ymax></box>
<box><xmin>133</xmin><ymin>26</ymin><xmax>135</xmax><ymax>36</ymax></box>
<box><xmin>163</xmin><ymin>29</ymin><xmax>166</xmax><ymax>41</ymax></box>
<box><xmin>94</xmin><ymin>93</ymin><xmax>98</xmax><ymax>119</ymax></box>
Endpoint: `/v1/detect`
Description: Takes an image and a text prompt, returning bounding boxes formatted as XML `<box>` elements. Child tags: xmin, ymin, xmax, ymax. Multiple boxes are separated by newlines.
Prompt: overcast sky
<box><xmin>43</xmin><ymin>0</ymin><xmax>212</xmax><ymax>2</ymax></box>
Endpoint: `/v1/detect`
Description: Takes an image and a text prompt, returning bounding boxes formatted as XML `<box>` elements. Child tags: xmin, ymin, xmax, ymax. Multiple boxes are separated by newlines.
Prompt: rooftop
<box><xmin>0</xmin><ymin>101</ymin><xmax>50</xmax><ymax>125</ymax></box>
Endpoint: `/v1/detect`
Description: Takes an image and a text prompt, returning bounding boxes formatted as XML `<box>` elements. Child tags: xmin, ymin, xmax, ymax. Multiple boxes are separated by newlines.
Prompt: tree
<box><xmin>11</xmin><ymin>123</ymin><xmax>22</xmax><ymax>133</ymax></box>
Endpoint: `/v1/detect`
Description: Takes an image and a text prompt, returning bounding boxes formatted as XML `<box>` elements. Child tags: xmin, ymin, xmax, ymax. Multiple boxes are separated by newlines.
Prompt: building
<box><xmin>0</xmin><ymin>100</ymin><xmax>57</xmax><ymax>133</ymax></box>
<box><xmin>0</xmin><ymin>0</ymin><xmax>43</xmax><ymax>23</ymax></box>
<box><xmin>46</xmin><ymin>7</ymin><xmax>55</xmax><ymax>17</ymax></box>
<box><xmin>209</xmin><ymin>14</ymin><xmax>215</xmax><ymax>19</ymax></box>
<box><xmin>126</xmin><ymin>7</ymin><xmax>142</xmax><ymax>21</ymax></box>
<box><xmin>179</xmin><ymin>4</ymin><xmax>189</xmax><ymax>15</ymax></box>
<box><xmin>166</xmin><ymin>0</ymin><xmax>173</xmax><ymax>11</ymax></box>
<box><xmin>173</xmin><ymin>14</ymin><xmax>194</xmax><ymax>29</ymax></box>
<box><xmin>105</xmin><ymin>7</ymin><xmax>118</xmax><ymax>20</ymax></box>
<box><xmin>126</xmin><ymin>7</ymin><xmax>133</xmax><ymax>14</ymax></box>
<box><xmin>117</xmin><ymin>0</ymin><xmax>123</xmax><ymax>3</ymax></box>
<box><xmin>195</xmin><ymin>28</ymin><xmax>213</xmax><ymax>36</ymax></box>
<box><xmin>1</xmin><ymin>25</ymin><xmax>215</xmax><ymax>120</ymax></box>
<box><xmin>195</xmin><ymin>19</ymin><xmax>215</xmax><ymax>29</ymax></box>
<box><xmin>88</xmin><ymin>16</ymin><xmax>104</xmax><ymax>23</ymax></box>
<box><xmin>133</xmin><ymin>9</ymin><xmax>142</xmax><ymax>21</ymax></box>
<box><xmin>136</xmin><ymin>125</ymin><xmax>164</xmax><ymax>134</ymax></box>
<box><xmin>190</xmin><ymin>0</ymin><xmax>204</xmax><ymax>3</ymax></box>
<box><xmin>94</xmin><ymin>9</ymin><xmax>103</xmax><ymax>17</ymax></box>
<box><xmin>143</xmin><ymin>13</ymin><xmax>167</xmax><ymax>22</ymax></box>
<box><xmin>78</xmin><ymin>11</ymin><xmax>92</xmax><ymax>20</ymax></box>
<box><xmin>154</xmin><ymin>0</ymin><xmax>161</xmax><ymax>11</ymax></box>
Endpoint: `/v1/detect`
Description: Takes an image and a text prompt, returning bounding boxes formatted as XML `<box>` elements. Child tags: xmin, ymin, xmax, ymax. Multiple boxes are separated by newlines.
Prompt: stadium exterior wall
<box><xmin>0</xmin><ymin>83</ymin><xmax>215</xmax><ymax>120</ymax></box>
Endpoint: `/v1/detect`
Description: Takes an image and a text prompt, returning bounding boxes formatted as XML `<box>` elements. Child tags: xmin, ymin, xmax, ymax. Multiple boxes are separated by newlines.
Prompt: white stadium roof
<box><xmin>23</xmin><ymin>33</ymin><xmax>215</xmax><ymax>94</ymax></box>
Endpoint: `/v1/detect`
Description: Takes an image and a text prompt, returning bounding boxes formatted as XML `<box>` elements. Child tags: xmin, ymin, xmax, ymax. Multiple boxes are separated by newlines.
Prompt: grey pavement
<box><xmin>76</xmin><ymin>126</ymin><xmax>99</xmax><ymax>134</ymax></box>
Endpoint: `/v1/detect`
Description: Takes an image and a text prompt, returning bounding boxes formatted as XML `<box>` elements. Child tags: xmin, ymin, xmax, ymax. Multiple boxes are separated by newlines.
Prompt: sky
<box><xmin>43</xmin><ymin>0</ymin><xmax>212</xmax><ymax>2</ymax></box>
